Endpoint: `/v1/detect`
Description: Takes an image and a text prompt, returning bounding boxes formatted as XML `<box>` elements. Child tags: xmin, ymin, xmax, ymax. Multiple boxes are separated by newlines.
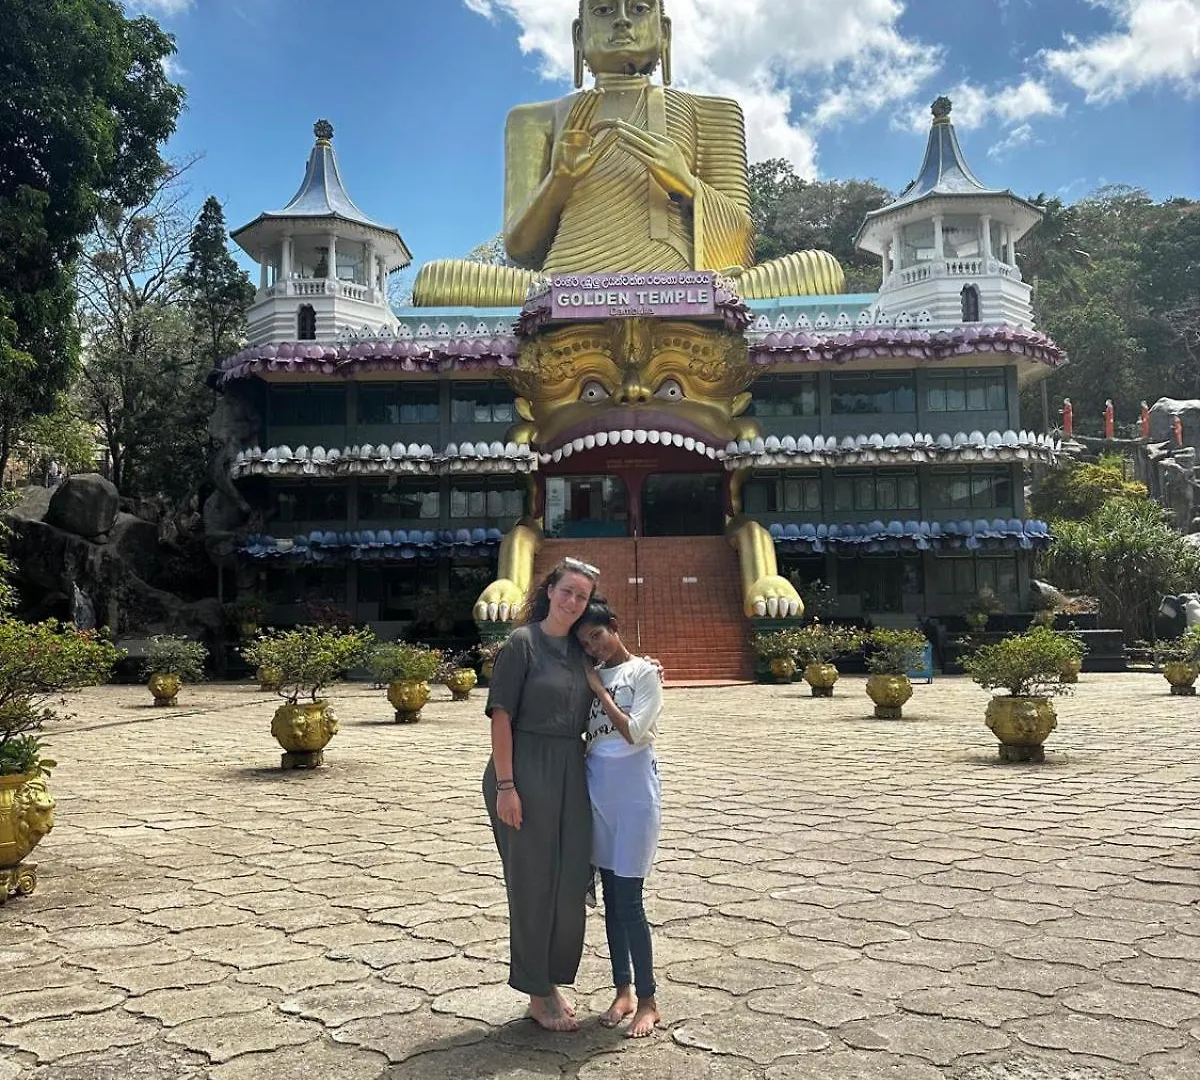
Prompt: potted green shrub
<box><xmin>792</xmin><ymin>623</ymin><xmax>864</xmax><ymax>697</ymax></box>
<box><xmin>368</xmin><ymin>642</ymin><xmax>442</xmax><ymax>723</ymax></box>
<box><xmin>961</xmin><ymin>626</ymin><xmax>1083</xmax><ymax>762</ymax></box>
<box><xmin>225</xmin><ymin>593</ymin><xmax>267</xmax><ymax>640</ymax></box>
<box><xmin>244</xmin><ymin>626</ymin><xmax>375</xmax><ymax>769</ymax></box>
<box><xmin>1</xmin><ymin>620</ymin><xmax>122</xmax><ymax>901</ymax></box>
<box><xmin>751</xmin><ymin>629</ymin><xmax>799</xmax><ymax>682</ymax></box>
<box><xmin>476</xmin><ymin>639</ymin><xmax>505</xmax><ymax>686</ymax></box>
<box><xmin>965</xmin><ymin>586</ymin><xmax>1002</xmax><ymax>633</ymax></box>
<box><xmin>437</xmin><ymin>650</ymin><xmax>478</xmax><ymax>701</ymax></box>
<box><xmin>865</xmin><ymin>629</ymin><xmax>927</xmax><ymax>719</ymax></box>
<box><xmin>142</xmin><ymin>635</ymin><xmax>208</xmax><ymax>706</ymax></box>
<box><xmin>1156</xmin><ymin>625</ymin><xmax>1200</xmax><ymax>695</ymax></box>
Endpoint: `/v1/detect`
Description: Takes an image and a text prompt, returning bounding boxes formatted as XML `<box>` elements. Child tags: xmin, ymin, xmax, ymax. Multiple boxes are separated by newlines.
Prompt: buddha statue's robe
<box><xmin>413</xmin><ymin>78</ymin><xmax>843</xmax><ymax>307</ymax></box>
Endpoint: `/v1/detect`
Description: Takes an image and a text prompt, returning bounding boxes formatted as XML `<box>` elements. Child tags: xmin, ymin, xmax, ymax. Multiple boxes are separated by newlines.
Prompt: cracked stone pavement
<box><xmin>1</xmin><ymin>674</ymin><xmax>1198</xmax><ymax>1079</ymax></box>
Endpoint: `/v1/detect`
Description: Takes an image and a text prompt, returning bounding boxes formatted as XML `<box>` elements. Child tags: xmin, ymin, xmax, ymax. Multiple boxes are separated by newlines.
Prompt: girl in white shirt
<box><xmin>577</xmin><ymin>599</ymin><xmax>663</xmax><ymax>1038</ymax></box>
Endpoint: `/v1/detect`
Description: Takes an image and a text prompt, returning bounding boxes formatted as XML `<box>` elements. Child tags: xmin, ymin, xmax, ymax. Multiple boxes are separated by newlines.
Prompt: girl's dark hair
<box><xmin>521</xmin><ymin>560</ymin><xmax>599</xmax><ymax>624</ymax></box>
<box><xmin>577</xmin><ymin>598</ymin><xmax>618</xmax><ymax>631</ymax></box>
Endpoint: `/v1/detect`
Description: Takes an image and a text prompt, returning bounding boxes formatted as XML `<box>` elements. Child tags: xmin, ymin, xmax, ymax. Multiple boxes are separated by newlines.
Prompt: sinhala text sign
<box><xmin>549</xmin><ymin>272</ymin><xmax>719</xmax><ymax>321</ymax></box>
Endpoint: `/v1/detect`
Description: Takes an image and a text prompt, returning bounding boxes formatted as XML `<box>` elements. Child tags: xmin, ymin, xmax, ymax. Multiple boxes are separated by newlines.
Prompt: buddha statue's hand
<box><xmin>550</xmin><ymin>92</ymin><xmax>619</xmax><ymax>184</ymax></box>
<box><xmin>474</xmin><ymin>578</ymin><xmax>527</xmax><ymax>623</ymax></box>
<box><xmin>595</xmin><ymin>119</ymin><xmax>696</xmax><ymax>201</ymax></box>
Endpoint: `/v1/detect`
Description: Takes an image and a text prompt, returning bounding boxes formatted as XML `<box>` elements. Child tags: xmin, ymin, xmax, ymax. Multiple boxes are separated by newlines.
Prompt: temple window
<box><xmin>449</xmin><ymin>480</ymin><xmax>524</xmax><ymax>525</ymax></box>
<box><xmin>264</xmin><ymin>568</ymin><xmax>347</xmax><ymax>606</ymax></box>
<box><xmin>750</xmin><ymin>375</ymin><xmax>818</xmax><ymax>418</ymax></box>
<box><xmin>267</xmin><ymin>482</ymin><xmax>347</xmax><ymax>524</ymax></box>
<box><xmin>545</xmin><ymin>476</ymin><xmax>628</xmax><ymax>538</ymax></box>
<box><xmin>742</xmin><ymin>471</ymin><xmax>821</xmax><ymax>514</ymax></box>
<box><xmin>833</xmin><ymin>469</ymin><xmax>919</xmax><ymax>513</ymax></box>
<box><xmin>358</xmin><ymin>567</ymin><xmax>423</xmax><ymax>621</ymax></box>
<box><xmin>837</xmin><ymin>554</ymin><xmax>924</xmax><ymax>613</ymax></box>
<box><xmin>830</xmin><ymin>372</ymin><xmax>916</xmax><ymax>415</ymax></box>
<box><xmin>297</xmin><ymin>304</ymin><xmax>317</xmax><ymax>340</ymax></box>
<box><xmin>358</xmin><ymin>382</ymin><xmax>439</xmax><ymax>425</ymax></box>
<box><xmin>451</xmin><ymin>381</ymin><xmax>516</xmax><ymax>424</ymax></box>
<box><xmin>961</xmin><ymin>284</ymin><xmax>981</xmax><ymax>322</ymax></box>
<box><xmin>925</xmin><ymin>368</ymin><xmax>1006</xmax><ymax>412</ymax></box>
<box><xmin>358</xmin><ymin>479</ymin><xmax>440</xmax><ymax>521</ymax></box>
<box><xmin>928</xmin><ymin>467</ymin><xmax>1014</xmax><ymax>511</ymax></box>
<box><xmin>337</xmin><ymin>241</ymin><xmax>365</xmax><ymax>283</ymax></box>
<box><xmin>931</xmin><ymin>555</ymin><xmax>1017</xmax><ymax>599</ymax></box>
<box><xmin>268</xmin><ymin>384</ymin><xmax>346</xmax><ymax>427</ymax></box>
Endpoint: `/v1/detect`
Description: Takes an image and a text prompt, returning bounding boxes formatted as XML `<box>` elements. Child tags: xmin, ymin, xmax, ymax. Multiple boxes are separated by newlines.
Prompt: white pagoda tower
<box><xmin>856</xmin><ymin>97</ymin><xmax>1043</xmax><ymax>331</ymax></box>
<box><xmin>232</xmin><ymin>120</ymin><xmax>411</xmax><ymax>346</ymax></box>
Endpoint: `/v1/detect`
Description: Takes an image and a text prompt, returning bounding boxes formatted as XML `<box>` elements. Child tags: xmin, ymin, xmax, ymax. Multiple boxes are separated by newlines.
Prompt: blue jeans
<box><xmin>599</xmin><ymin>868</ymin><xmax>656</xmax><ymax>999</ymax></box>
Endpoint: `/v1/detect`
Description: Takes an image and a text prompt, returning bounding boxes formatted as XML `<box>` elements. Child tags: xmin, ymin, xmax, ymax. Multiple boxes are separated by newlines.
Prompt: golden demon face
<box><xmin>508</xmin><ymin>319</ymin><xmax>760</xmax><ymax>455</ymax></box>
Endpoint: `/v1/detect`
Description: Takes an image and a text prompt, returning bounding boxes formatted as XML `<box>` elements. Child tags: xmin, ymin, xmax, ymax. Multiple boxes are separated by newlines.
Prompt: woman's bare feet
<box><xmin>626</xmin><ymin>997</ymin><xmax>661</xmax><ymax>1038</ymax></box>
<box><xmin>598</xmin><ymin>986</ymin><xmax>636</xmax><ymax>1028</ymax></box>
<box><xmin>528</xmin><ymin>994</ymin><xmax>578</xmax><ymax>1032</ymax></box>
<box><xmin>551</xmin><ymin>985</ymin><xmax>576</xmax><ymax>1018</ymax></box>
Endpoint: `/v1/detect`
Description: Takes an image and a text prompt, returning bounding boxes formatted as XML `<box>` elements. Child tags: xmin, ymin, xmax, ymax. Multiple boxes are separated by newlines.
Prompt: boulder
<box><xmin>1149</xmin><ymin>398</ymin><xmax>1200</xmax><ymax>446</ymax></box>
<box><xmin>108</xmin><ymin>512</ymin><xmax>162</xmax><ymax>574</ymax></box>
<box><xmin>45</xmin><ymin>473</ymin><xmax>119</xmax><ymax>539</ymax></box>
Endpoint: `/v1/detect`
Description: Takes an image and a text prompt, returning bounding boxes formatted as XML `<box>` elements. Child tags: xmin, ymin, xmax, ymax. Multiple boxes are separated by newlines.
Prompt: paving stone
<box><xmin>1064</xmin><ymin>983</ymin><xmax>1200</xmax><ymax>1026</ymax></box>
<box><xmin>162</xmin><ymin>1006</ymin><xmax>318</xmax><ymax>1063</ymax></box>
<box><xmin>748</xmin><ymin>984</ymin><xmax>896</xmax><ymax>1026</ymax></box>
<box><xmin>431</xmin><ymin>983</ymin><xmax>528</xmax><ymax>1026</ymax></box>
<box><xmin>1000</xmin><ymin>935</ymin><xmax>1137</xmax><ymax>967</ymax></box>
<box><xmin>382</xmin><ymin>956</ymin><xmax>509</xmax><ymax>995</ymax></box>
<box><xmin>123</xmin><ymin>983</ymin><xmax>273</xmax><ymax>1025</ymax></box>
<box><xmin>766</xmin><ymin>1049</ymin><xmax>944</xmax><ymax>1079</ymax></box>
<box><xmin>209</xmin><ymin>1036</ymin><xmax>387</xmax><ymax>1079</ymax></box>
<box><xmin>0</xmin><ymin>984</ymin><xmax>126</xmax><ymax>1023</ymax></box>
<box><xmin>673</xmin><ymin>1010</ymin><xmax>829</xmax><ymax>1064</ymax></box>
<box><xmin>811</xmin><ymin>957</ymin><xmax>953</xmax><ymax>997</ymax></box>
<box><xmin>950</xmin><ymin>1053</ymin><xmax>1131</xmax><ymax>1079</ymax></box>
<box><xmin>328</xmin><ymin>937</ymin><xmax>458</xmax><ymax>968</ymax></box>
<box><xmin>0</xmin><ymin>1010</ymin><xmax>156</xmax><ymax>1064</ymax></box>
<box><xmin>865</xmin><ymin>936</ymin><xmax>994</xmax><ymax>970</ymax></box>
<box><xmin>963</xmin><ymin>959</ymin><xmax>1094</xmax><ymax>996</ymax></box>
<box><xmin>787</xmin><ymin>916</ymin><xmax>910</xmax><ymax>948</ymax></box>
<box><xmin>22</xmin><ymin>1038</ymin><xmax>210</xmax><ymax>1080</ymax></box>
<box><xmin>839</xmin><ymin>1014</ymin><xmax>1010</xmax><ymax>1065</ymax></box>
<box><xmin>898</xmin><ymin>985</ymin><xmax>1056</xmax><ymax>1026</ymax></box>
<box><xmin>1013</xmin><ymin>1012</ymin><xmax>1187</xmax><ymax>1064</ymax></box>
<box><xmin>732</xmin><ymin>934</ymin><xmax>859</xmax><ymax>970</ymax></box>
<box><xmin>378</xmin><ymin>1039</ymin><xmax>568</xmax><ymax>1079</ymax></box>
<box><xmin>279</xmin><ymin>979</ymin><xmax>423</xmax><ymax>1026</ymax></box>
<box><xmin>234</xmin><ymin>956</ymin><xmax>369</xmax><ymax>993</ymax></box>
<box><xmin>1103</xmin><ymin>956</ymin><xmax>1200</xmax><ymax>991</ymax></box>
<box><xmin>332</xmin><ymin>1009</ymin><xmax>489</xmax><ymax>1063</ymax></box>
<box><xmin>579</xmin><ymin>1043</ymin><xmax>761</xmax><ymax>1079</ymax></box>
<box><xmin>98</xmin><ymin>958</ymin><xmax>233</xmax><ymax>994</ymax></box>
<box><xmin>664</xmin><ymin>955</ymin><xmax>803</xmax><ymax>994</ymax></box>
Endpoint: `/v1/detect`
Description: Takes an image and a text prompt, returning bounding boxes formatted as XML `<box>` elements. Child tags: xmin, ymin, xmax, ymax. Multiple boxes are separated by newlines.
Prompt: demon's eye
<box><xmin>580</xmin><ymin>381</ymin><xmax>610</xmax><ymax>402</ymax></box>
<box><xmin>654</xmin><ymin>378</ymin><xmax>685</xmax><ymax>401</ymax></box>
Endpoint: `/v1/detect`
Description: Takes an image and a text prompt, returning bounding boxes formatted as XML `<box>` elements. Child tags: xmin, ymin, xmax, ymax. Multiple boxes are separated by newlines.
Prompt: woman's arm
<box><xmin>490</xmin><ymin>708</ymin><xmax>522</xmax><ymax>829</ymax></box>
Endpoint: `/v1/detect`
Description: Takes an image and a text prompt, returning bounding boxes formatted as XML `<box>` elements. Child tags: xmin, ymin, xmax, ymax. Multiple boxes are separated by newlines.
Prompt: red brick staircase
<box><xmin>533</xmin><ymin>537</ymin><xmax>754</xmax><ymax>683</ymax></box>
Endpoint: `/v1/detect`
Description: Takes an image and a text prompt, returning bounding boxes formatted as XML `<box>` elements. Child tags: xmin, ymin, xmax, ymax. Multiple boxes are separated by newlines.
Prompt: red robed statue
<box><xmin>1140</xmin><ymin>402</ymin><xmax>1150</xmax><ymax>439</ymax></box>
<box><xmin>1061</xmin><ymin>398</ymin><xmax>1073</xmax><ymax>437</ymax></box>
<box><xmin>1104</xmin><ymin>399</ymin><xmax>1115</xmax><ymax>439</ymax></box>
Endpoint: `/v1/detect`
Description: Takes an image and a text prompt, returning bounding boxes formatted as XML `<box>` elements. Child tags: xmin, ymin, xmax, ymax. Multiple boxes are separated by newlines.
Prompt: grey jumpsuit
<box><xmin>483</xmin><ymin>623</ymin><xmax>593</xmax><ymax>997</ymax></box>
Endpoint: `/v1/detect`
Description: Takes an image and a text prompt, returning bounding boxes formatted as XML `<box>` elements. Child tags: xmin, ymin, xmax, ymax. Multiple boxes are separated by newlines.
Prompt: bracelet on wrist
<box><xmin>496</xmin><ymin>779</ymin><xmax>517</xmax><ymax>792</ymax></box>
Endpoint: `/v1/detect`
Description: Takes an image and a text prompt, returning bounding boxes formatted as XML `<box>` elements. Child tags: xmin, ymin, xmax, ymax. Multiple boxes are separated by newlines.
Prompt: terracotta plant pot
<box><xmin>147</xmin><ymin>672</ymin><xmax>181</xmax><ymax>707</ymax></box>
<box><xmin>1059</xmin><ymin>657</ymin><xmax>1082</xmax><ymax>684</ymax></box>
<box><xmin>866</xmin><ymin>674</ymin><xmax>913</xmax><ymax>719</ymax></box>
<box><xmin>256</xmin><ymin>665</ymin><xmax>283</xmax><ymax>693</ymax></box>
<box><xmin>445</xmin><ymin>668</ymin><xmax>478</xmax><ymax>701</ymax></box>
<box><xmin>0</xmin><ymin>773</ymin><xmax>55</xmax><ymax>903</ymax></box>
<box><xmin>985</xmin><ymin>695</ymin><xmax>1057</xmax><ymax>762</ymax></box>
<box><xmin>1163</xmin><ymin>662</ymin><xmax>1198</xmax><ymax>696</ymax></box>
<box><xmin>803</xmin><ymin>662</ymin><xmax>839</xmax><ymax>698</ymax></box>
<box><xmin>768</xmin><ymin>656</ymin><xmax>796</xmax><ymax>682</ymax></box>
<box><xmin>271</xmin><ymin>700</ymin><xmax>338</xmax><ymax>770</ymax></box>
<box><xmin>389</xmin><ymin>679</ymin><xmax>432</xmax><ymax>724</ymax></box>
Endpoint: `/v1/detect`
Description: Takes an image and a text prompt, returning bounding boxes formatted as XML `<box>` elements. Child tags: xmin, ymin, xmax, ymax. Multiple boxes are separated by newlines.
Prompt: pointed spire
<box><xmin>275</xmin><ymin>118</ymin><xmax>386</xmax><ymax>228</ymax></box>
<box><xmin>890</xmin><ymin>97</ymin><xmax>996</xmax><ymax>207</ymax></box>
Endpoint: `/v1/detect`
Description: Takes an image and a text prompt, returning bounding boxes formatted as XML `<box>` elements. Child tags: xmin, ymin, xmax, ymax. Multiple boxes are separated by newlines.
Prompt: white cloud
<box><xmin>124</xmin><ymin>0</ymin><xmax>193</xmax><ymax>14</ymax></box>
<box><xmin>1042</xmin><ymin>0</ymin><xmax>1200</xmax><ymax>102</ymax></box>
<box><xmin>988</xmin><ymin>122</ymin><xmax>1035</xmax><ymax>159</ymax></box>
<box><xmin>894</xmin><ymin>78</ymin><xmax>1062</xmax><ymax>138</ymax></box>
<box><xmin>461</xmin><ymin>0</ymin><xmax>944</xmax><ymax>176</ymax></box>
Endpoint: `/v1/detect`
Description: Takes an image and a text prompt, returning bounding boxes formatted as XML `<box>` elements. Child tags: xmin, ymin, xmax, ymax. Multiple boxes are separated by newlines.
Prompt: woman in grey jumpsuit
<box><xmin>483</xmin><ymin>558</ymin><xmax>598</xmax><ymax>1032</ymax></box>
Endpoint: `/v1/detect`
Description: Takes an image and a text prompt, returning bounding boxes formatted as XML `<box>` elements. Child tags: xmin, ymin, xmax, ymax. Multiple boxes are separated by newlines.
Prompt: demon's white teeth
<box><xmin>595</xmin><ymin>431</ymin><xmax>609</xmax><ymax>447</ymax></box>
<box><xmin>571</xmin><ymin>437</ymin><xmax>586</xmax><ymax>452</ymax></box>
<box><xmin>633</xmin><ymin>430</ymin><xmax>647</xmax><ymax>444</ymax></box>
<box><xmin>619</xmin><ymin>429</ymin><xmax>634</xmax><ymax>444</ymax></box>
<box><xmin>705</xmin><ymin>446</ymin><xmax>717</xmax><ymax>459</ymax></box>
<box><xmin>552</xmin><ymin>448</ymin><xmax>563</xmax><ymax>463</ymax></box>
<box><xmin>683</xmin><ymin>436</ymin><xmax>696</xmax><ymax>451</ymax></box>
<box><xmin>671</xmin><ymin>433</ymin><xmax>685</xmax><ymax>447</ymax></box>
<box><xmin>647</xmin><ymin>430</ymin><xmax>661</xmax><ymax>444</ymax></box>
<box><xmin>607</xmin><ymin>430</ymin><xmax>621</xmax><ymax>444</ymax></box>
<box><xmin>561</xmin><ymin>443</ymin><xmax>575</xmax><ymax>458</ymax></box>
<box><xmin>540</xmin><ymin>453</ymin><xmax>552</xmax><ymax>464</ymax></box>
<box><xmin>583</xmin><ymin>434</ymin><xmax>596</xmax><ymax>450</ymax></box>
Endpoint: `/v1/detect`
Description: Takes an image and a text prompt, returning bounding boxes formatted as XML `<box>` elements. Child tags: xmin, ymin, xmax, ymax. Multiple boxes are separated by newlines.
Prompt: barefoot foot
<box><xmin>552</xmin><ymin>985</ymin><xmax>576</xmax><ymax>1018</ymax></box>
<box><xmin>598</xmin><ymin>987</ymin><xmax>636</xmax><ymax>1029</ymax></box>
<box><xmin>528</xmin><ymin>995</ymin><xmax>578</xmax><ymax>1032</ymax></box>
<box><xmin>626</xmin><ymin>998</ymin><xmax>661</xmax><ymax>1038</ymax></box>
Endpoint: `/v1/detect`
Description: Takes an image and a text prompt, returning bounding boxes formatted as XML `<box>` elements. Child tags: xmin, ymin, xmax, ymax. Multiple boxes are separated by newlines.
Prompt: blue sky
<box><xmin>133</xmin><ymin>0</ymin><xmax>1199</xmax><ymax>272</ymax></box>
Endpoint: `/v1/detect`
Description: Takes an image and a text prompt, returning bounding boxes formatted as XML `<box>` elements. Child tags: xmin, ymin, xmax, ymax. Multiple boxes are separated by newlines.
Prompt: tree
<box><xmin>0</xmin><ymin>0</ymin><xmax>184</xmax><ymax>478</ymax></box>
<box><xmin>1029</xmin><ymin>456</ymin><xmax>1148</xmax><ymax>521</ymax></box>
<box><xmin>180</xmin><ymin>197</ymin><xmax>254</xmax><ymax>365</ymax></box>
<box><xmin>748</xmin><ymin>164</ymin><xmax>890</xmax><ymax>291</ymax></box>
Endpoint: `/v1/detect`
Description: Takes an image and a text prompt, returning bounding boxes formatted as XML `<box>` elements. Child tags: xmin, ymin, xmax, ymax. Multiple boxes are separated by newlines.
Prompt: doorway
<box><xmin>642</xmin><ymin>474</ymin><xmax>724</xmax><ymax>537</ymax></box>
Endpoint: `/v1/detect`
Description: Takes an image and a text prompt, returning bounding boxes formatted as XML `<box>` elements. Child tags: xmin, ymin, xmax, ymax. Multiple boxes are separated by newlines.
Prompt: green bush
<box><xmin>791</xmin><ymin>623</ymin><xmax>863</xmax><ymax>664</ymax></box>
<box><xmin>1030</xmin><ymin>457</ymin><xmax>1148</xmax><ymax>521</ymax></box>
<box><xmin>367</xmin><ymin>642</ymin><xmax>442</xmax><ymax>684</ymax></box>
<box><xmin>1155</xmin><ymin>625</ymin><xmax>1200</xmax><ymax>665</ymax></box>
<box><xmin>961</xmin><ymin>626</ymin><xmax>1083</xmax><ymax>698</ymax></box>
<box><xmin>750</xmin><ymin>629</ymin><xmax>799</xmax><ymax>660</ymax></box>
<box><xmin>243</xmin><ymin>626</ymin><xmax>375</xmax><ymax>705</ymax></box>
<box><xmin>0</xmin><ymin>620</ymin><xmax>124</xmax><ymax>777</ymax></box>
<box><xmin>141</xmin><ymin>635</ymin><xmax>207</xmax><ymax>682</ymax></box>
<box><xmin>865</xmin><ymin>629</ymin><xmax>927</xmax><ymax>675</ymax></box>
<box><xmin>1040</xmin><ymin>498</ymin><xmax>1200</xmax><ymax>641</ymax></box>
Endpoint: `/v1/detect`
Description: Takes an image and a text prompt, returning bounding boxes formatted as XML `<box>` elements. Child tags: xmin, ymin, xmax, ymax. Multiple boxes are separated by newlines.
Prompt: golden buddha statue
<box><xmin>414</xmin><ymin>0</ymin><xmax>843</xmax><ymax>307</ymax></box>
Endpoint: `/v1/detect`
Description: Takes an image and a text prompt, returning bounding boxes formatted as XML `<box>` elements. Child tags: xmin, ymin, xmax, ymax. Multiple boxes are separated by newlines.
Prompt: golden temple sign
<box><xmin>549</xmin><ymin>272</ymin><xmax>719</xmax><ymax>321</ymax></box>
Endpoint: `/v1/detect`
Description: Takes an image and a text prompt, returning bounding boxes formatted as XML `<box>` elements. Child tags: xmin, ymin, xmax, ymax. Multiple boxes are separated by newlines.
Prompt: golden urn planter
<box><xmin>1163</xmin><ymin>661</ymin><xmax>1198</xmax><ymax>695</ymax></box>
<box><xmin>768</xmin><ymin>656</ymin><xmax>797</xmax><ymax>682</ymax></box>
<box><xmin>1059</xmin><ymin>657</ymin><xmax>1082</xmax><ymax>684</ymax></box>
<box><xmin>985</xmin><ymin>696</ymin><xmax>1057</xmax><ymax>762</ymax></box>
<box><xmin>445</xmin><ymin>668</ymin><xmax>477</xmax><ymax>702</ymax></box>
<box><xmin>256</xmin><ymin>664</ymin><xmax>283</xmax><ymax>693</ymax></box>
<box><xmin>389</xmin><ymin>679</ymin><xmax>431</xmax><ymax>723</ymax></box>
<box><xmin>866</xmin><ymin>674</ymin><xmax>913</xmax><ymax>719</ymax></box>
<box><xmin>147</xmin><ymin>672</ymin><xmax>181</xmax><ymax>707</ymax></box>
<box><xmin>803</xmin><ymin>662</ymin><xmax>839</xmax><ymax>698</ymax></box>
<box><xmin>271</xmin><ymin>700</ymin><xmax>338</xmax><ymax>770</ymax></box>
<box><xmin>1</xmin><ymin>773</ymin><xmax>55</xmax><ymax>903</ymax></box>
